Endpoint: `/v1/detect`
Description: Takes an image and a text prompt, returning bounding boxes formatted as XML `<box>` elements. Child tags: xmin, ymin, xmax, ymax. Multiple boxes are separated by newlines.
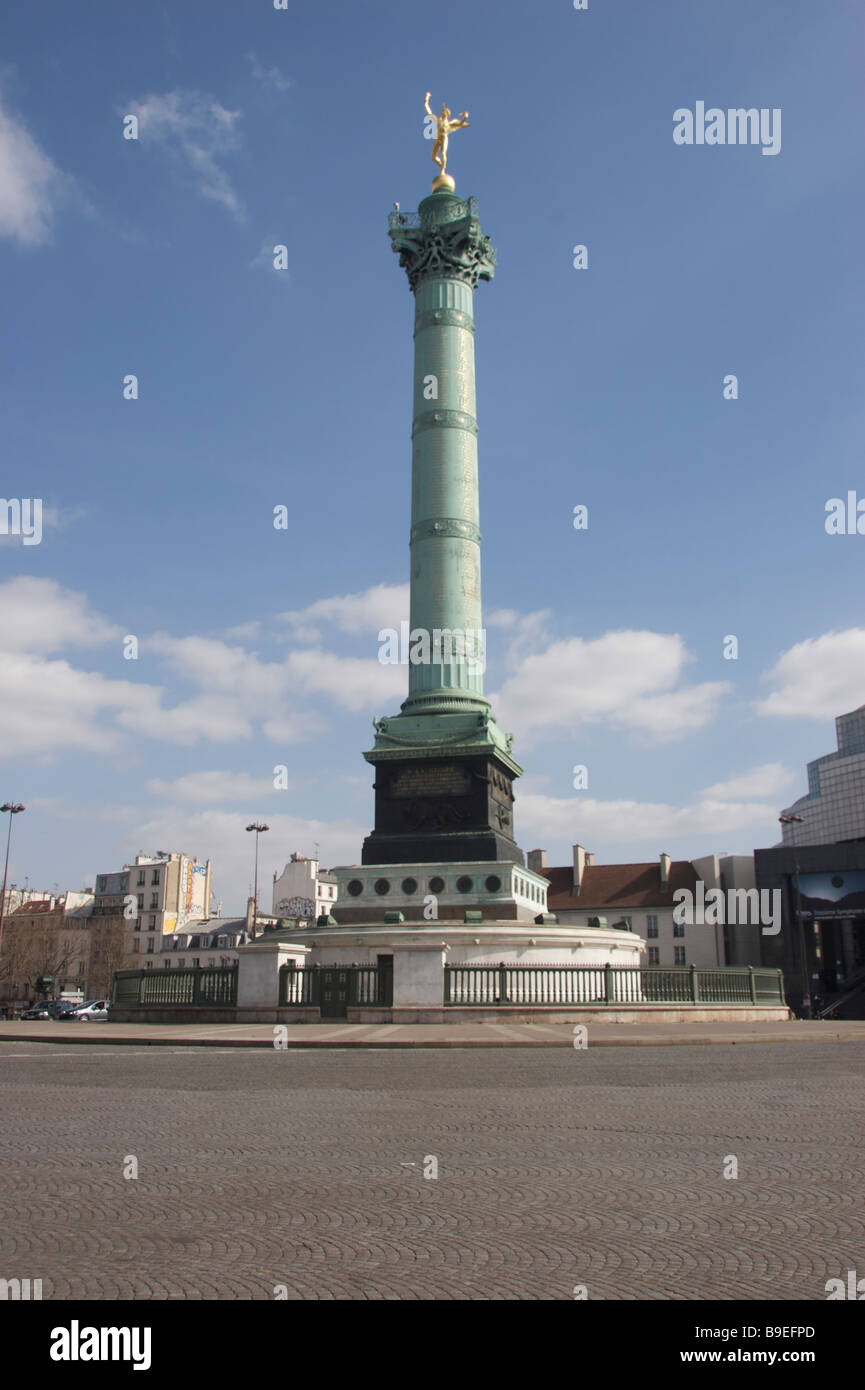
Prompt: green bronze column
<box><xmin>362</xmin><ymin>154</ymin><xmax>523</xmax><ymax>868</ymax></box>
<box><xmin>396</xmin><ymin>191</ymin><xmax>493</xmax><ymax>711</ymax></box>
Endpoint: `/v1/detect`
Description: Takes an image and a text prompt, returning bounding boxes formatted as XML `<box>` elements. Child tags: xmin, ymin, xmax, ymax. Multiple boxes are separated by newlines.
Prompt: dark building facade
<box><xmin>756</xmin><ymin>840</ymin><xmax>865</xmax><ymax>1016</ymax></box>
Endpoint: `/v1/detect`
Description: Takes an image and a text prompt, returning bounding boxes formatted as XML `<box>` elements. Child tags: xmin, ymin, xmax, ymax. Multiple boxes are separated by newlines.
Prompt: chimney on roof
<box><xmin>527</xmin><ymin>849</ymin><xmax>547</xmax><ymax>873</ymax></box>
<box><xmin>573</xmin><ymin>845</ymin><xmax>588</xmax><ymax>892</ymax></box>
<box><xmin>660</xmin><ymin>852</ymin><xmax>671</xmax><ymax>886</ymax></box>
<box><xmin>246</xmin><ymin>895</ymin><xmax>256</xmax><ymax>937</ymax></box>
<box><xmin>585</xmin><ymin>852</ymin><xmax>594</xmax><ymax>866</ymax></box>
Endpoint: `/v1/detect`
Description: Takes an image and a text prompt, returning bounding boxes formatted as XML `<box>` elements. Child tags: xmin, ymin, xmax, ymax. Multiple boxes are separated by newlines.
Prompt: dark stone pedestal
<box><xmin>361</xmin><ymin>752</ymin><xmax>524</xmax><ymax>866</ymax></box>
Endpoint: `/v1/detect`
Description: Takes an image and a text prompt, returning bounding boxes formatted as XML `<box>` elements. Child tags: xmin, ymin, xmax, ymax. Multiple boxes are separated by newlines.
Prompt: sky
<box><xmin>0</xmin><ymin>0</ymin><xmax>863</xmax><ymax>914</ymax></box>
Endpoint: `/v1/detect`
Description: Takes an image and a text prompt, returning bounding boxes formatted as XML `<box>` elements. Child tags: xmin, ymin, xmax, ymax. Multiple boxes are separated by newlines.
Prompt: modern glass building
<box><xmin>779</xmin><ymin>704</ymin><xmax>865</xmax><ymax>846</ymax></box>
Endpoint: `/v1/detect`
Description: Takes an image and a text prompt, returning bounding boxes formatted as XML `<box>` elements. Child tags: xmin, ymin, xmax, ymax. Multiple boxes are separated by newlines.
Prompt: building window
<box><xmin>146</xmin><ymin>939</ymin><xmax>154</xmax><ymax>954</ymax></box>
<box><xmin>673</xmin><ymin>921</ymin><xmax>685</xmax><ymax>939</ymax></box>
<box><xmin>647</xmin><ymin>947</ymin><xmax>660</xmax><ymax>965</ymax></box>
<box><xmin>137</xmin><ymin>871</ymin><xmax>146</xmax><ymax>886</ymax></box>
<box><xmin>151</xmin><ymin>870</ymin><xmax>160</xmax><ymax>885</ymax></box>
<box><xmin>145</xmin><ymin>961</ymin><xmax>153</xmax><ymax>970</ymax></box>
<box><xmin>192</xmin><ymin>957</ymin><xmax>200</xmax><ymax>968</ymax></box>
<box><xmin>137</xmin><ymin>895</ymin><xmax>144</xmax><ymax>911</ymax></box>
<box><xmin>97</xmin><ymin>877</ymin><xmax>106</xmax><ymax>893</ymax></box>
<box><xmin>132</xmin><ymin>939</ymin><xmax>139</xmax><ymax>953</ymax></box>
<box><xmin>149</xmin><ymin>916</ymin><xmax>156</xmax><ymax>929</ymax></box>
<box><xmin>134</xmin><ymin>920</ymin><xmax>141</xmax><ymax>932</ymax></box>
<box><xmin>646</xmin><ymin>915</ymin><xmax>658</xmax><ymax>938</ymax></box>
<box><xmin>150</xmin><ymin>894</ymin><xmax>159</xmax><ymax>909</ymax></box>
<box><xmin>674</xmin><ymin>946</ymin><xmax>686</xmax><ymax>966</ymax></box>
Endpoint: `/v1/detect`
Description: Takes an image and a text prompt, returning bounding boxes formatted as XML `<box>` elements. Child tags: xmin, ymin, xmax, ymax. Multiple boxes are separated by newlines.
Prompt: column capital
<box><xmin>388</xmin><ymin>193</ymin><xmax>496</xmax><ymax>292</ymax></box>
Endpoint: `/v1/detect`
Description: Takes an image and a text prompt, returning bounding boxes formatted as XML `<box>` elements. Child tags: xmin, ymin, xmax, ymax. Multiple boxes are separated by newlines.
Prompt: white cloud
<box><xmin>0</xmin><ymin>577</ymin><xmax>119</xmax><ymax>653</ymax></box>
<box><xmin>131</xmin><ymin>809</ymin><xmax>366</xmax><ymax>915</ymax></box>
<box><xmin>757</xmin><ymin>629</ymin><xmax>865</xmax><ymax>720</ymax></box>
<box><xmin>146</xmin><ymin>770</ymin><xmax>283</xmax><ymax>804</ymax></box>
<box><xmin>0</xmin><ymin>651</ymin><xmax>156</xmax><ymax>757</ymax></box>
<box><xmin>0</xmin><ymin>96</ymin><xmax>63</xmax><ymax>245</ymax></box>
<box><xmin>246</xmin><ymin>53</ymin><xmax>292</xmax><ymax>92</ymax></box>
<box><xmin>284</xmin><ymin>647</ymin><xmax>404</xmax><ymax>713</ymax></box>
<box><xmin>700</xmin><ymin>763</ymin><xmax>794</xmax><ymax>801</ymax></box>
<box><xmin>492</xmin><ymin>630</ymin><xmax>729</xmax><ymax>743</ymax></box>
<box><xmin>279</xmin><ymin>583</ymin><xmax>409</xmax><ymax>638</ymax></box>
<box><xmin>28</xmin><ymin>796</ymin><xmax>137</xmax><ymax>823</ymax></box>
<box><xmin>519</xmin><ymin>790</ymin><xmax>781</xmax><ymax>846</ymax></box>
<box><xmin>486</xmin><ymin>607</ymin><xmax>553</xmax><ymax>668</ymax></box>
<box><xmin>125</xmin><ymin>90</ymin><xmax>244</xmax><ymax>217</ymax></box>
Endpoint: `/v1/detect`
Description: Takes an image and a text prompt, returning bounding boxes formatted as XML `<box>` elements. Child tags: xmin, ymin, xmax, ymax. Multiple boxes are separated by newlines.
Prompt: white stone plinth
<box><xmin>392</xmin><ymin>943</ymin><xmax>448</xmax><ymax>1006</ymax></box>
<box><xmin>235</xmin><ymin>939</ymin><xmax>310</xmax><ymax>1008</ymax></box>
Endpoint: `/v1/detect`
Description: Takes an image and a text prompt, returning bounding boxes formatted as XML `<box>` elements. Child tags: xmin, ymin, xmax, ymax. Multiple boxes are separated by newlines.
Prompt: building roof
<box><xmin>163</xmin><ymin>918</ymin><xmax>249</xmax><ymax>950</ymax></box>
<box><xmin>545</xmin><ymin>861</ymin><xmax>699</xmax><ymax>911</ymax></box>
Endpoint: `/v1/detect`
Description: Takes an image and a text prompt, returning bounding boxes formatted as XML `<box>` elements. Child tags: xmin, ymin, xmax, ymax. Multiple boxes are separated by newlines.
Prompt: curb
<box><xmin>0</xmin><ymin>1027</ymin><xmax>860</xmax><ymax>1050</ymax></box>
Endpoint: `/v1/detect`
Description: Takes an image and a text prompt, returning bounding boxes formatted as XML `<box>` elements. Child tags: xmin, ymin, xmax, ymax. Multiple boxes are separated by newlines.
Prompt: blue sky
<box><xmin>0</xmin><ymin>0</ymin><xmax>863</xmax><ymax>912</ymax></box>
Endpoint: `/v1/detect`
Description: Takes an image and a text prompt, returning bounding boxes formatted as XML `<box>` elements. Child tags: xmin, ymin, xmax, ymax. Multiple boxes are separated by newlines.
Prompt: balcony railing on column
<box><xmin>443</xmin><ymin>964</ymin><xmax>785</xmax><ymax>1007</ymax></box>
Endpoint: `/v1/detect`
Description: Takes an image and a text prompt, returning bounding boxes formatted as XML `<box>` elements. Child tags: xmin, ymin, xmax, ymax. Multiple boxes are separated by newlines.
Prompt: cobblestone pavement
<box><xmin>1</xmin><ymin>1042</ymin><xmax>862</xmax><ymax>1300</ymax></box>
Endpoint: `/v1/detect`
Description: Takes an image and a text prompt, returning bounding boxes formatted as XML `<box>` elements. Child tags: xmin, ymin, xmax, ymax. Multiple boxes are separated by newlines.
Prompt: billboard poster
<box><xmin>798</xmin><ymin>871</ymin><xmax>865</xmax><ymax>918</ymax></box>
<box><xmin>177</xmin><ymin>860</ymin><xmax>209</xmax><ymax>928</ymax></box>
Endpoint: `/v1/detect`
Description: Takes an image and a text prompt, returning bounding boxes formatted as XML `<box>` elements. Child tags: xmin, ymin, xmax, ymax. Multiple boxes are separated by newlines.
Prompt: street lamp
<box><xmin>246</xmin><ymin>823</ymin><xmax>270</xmax><ymax>937</ymax></box>
<box><xmin>779</xmin><ymin>813</ymin><xmax>809</xmax><ymax>1018</ymax></box>
<box><xmin>0</xmin><ymin>803</ymin><xmax>26</xmax><ymax>957</ymax></box>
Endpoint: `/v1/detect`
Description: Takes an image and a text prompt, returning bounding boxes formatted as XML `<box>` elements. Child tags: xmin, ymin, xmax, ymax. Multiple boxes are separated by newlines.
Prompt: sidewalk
<box><xmin>2</xmin><ymin>1019</ymin><xmax>864</xmax><ymax>1048</ymax></box>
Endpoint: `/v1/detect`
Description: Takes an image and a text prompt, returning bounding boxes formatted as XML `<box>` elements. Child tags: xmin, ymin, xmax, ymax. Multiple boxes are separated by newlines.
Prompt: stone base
<box><xmin>347</xmin><ymin>1006</ymin><xmax>792</xmax><ymax>1025</ymax></box>
<box><xmin>362</xmin><ymin>744</ymin><xmax>523</xmax><ymax>866</ymax></box>
<box><xmin>333</xmin><ymin>860</ymin><xmax>550</xmax><ymax>924</ymax></box>
<box><xmin>109</xmin><ymin>1007</ymin><xmax>322</xmax><ymax>1025</ymax></box>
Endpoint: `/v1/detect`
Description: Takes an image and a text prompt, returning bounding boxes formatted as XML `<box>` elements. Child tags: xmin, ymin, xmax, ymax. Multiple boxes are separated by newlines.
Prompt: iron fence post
<box><xmin>604</xmin><ymin>962</ymin><xmax>613</xmax><ymax>1006</ymax></box>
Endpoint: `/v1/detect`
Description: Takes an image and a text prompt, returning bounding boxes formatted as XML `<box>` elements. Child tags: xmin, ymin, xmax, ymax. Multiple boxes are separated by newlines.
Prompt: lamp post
<box><xmin>779</xmin><ymin>813</ymin><xmax>808</xmax><ymax>1018</ymax></box>
<box><xmin>246</xmin><ymin>823</ymin><xmax>270</xmax><ymax>937</ymax></box>
<box><xmin>0</xmin><ymin>803</ymin><xmax>26</xmax><ymax>957</ymax></box>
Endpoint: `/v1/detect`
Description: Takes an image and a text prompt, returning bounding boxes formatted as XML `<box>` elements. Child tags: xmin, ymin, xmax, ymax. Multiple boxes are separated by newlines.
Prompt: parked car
<box><xmin>69</xmin><ymin>1000</ymin><xmax>109</xmax><ymax>1021</ymax></box>
<box><xmin>20</xmin><ymin>1003</ymin><xmax>52</xmax><ymax>1019</ymax></box>
<box><xmin>47</xmin><ymin>1000</ymin><xmax>80</xmax><ymax>1018</ymax></box>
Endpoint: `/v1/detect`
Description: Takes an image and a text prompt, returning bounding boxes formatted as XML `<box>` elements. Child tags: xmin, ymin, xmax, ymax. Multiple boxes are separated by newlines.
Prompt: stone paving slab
<box><xmin>1</xmin><ymin>1042</ymin><xmax>862</xmax><ymax>1300</ymax></box>
<box><xmin>1</xmin><ymin>1018</ymin><xmax>863</xmax><ymax>1047</ymax></box>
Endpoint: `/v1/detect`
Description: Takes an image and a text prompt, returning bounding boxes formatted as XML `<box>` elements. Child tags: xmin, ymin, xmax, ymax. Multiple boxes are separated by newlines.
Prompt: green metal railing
<box><xmin>113</xmin><ymin>965</ymin><xmax>238</xmax><ymax>1008</ymax></box>
<box><xmin>278</xmin><ymin>963</ymin><xmax>390</xmax><ymax>1008</ymax></box>
<box><xmin>443</xmin><ymin>963</ymin><xmax>785</xmax><ymax>1007</ymax></box>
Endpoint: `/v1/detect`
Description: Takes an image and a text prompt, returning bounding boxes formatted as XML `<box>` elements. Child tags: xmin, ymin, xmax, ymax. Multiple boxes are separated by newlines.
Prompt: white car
<box><xmin>70</xmin><ymin>1000</ymin><xmax>109</xmax><ymax>1021</ymax></box>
